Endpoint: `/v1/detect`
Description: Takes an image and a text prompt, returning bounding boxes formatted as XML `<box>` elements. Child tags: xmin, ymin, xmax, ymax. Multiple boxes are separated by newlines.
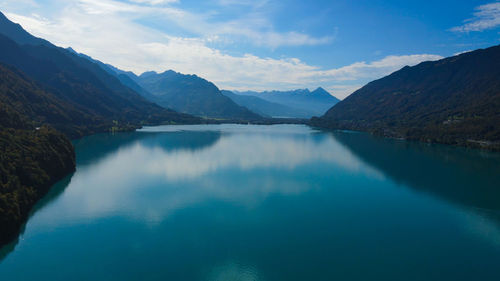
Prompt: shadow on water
<box><xmin>0</xmin><ymin>129</ymin><xmax>222</xmax><ymax>261</ymax></box>
<box><xmin>332</xmin><ymin>131</ymin><xmax>500</xmax><ymax>214</ymax></box>
<box><xmin>74</xmin><ymin>130</ymin><xmax>222</xmax><ymax>166</ymax></box>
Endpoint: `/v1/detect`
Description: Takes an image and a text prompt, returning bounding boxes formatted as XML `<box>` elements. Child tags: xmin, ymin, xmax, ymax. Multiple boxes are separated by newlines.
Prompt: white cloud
<box><xmin>315</xmin><ymin>54</ymin><xmax>443</xmax><ymax>82</ymax></box>
<box><xmin>217</xmin><ymin>0</ymin><xmax>269</xmax><ymax>8</ymax></box>
<box><xmin>451</xmin><ymin>2</ymin><xmax>500</xmax><ymax>32</ymax></box>
<box><xmin>70</xmin><ymin>0</ymin><xmax>330</xmax><ymax>48</ymax></box>
<box><xmin>326</xmin><ymin>85</ymin><xmax>363</xmax><ymax>100</ymax></box>
<box><xmin>129</xmin><ymin>0</ymin><xmax>179</xmax><ymax>5</ymax></box>
<box><xmin>1</xmin><ymin>0</ymin><xmax>442</xmax><ymax>99</ymax></box>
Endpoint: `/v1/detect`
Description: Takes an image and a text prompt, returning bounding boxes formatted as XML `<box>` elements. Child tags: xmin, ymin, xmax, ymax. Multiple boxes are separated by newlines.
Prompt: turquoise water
<box><xmin>1</xmin><ymin>124</ymin><xmax>500</xmax><ymax>280</ymax></box>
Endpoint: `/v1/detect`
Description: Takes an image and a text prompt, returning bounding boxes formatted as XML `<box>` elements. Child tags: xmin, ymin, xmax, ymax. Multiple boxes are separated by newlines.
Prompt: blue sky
<box><xmin>1</xmin><ymin>0</ymin><xmax>499</xmax><ymax>98</ymax></box>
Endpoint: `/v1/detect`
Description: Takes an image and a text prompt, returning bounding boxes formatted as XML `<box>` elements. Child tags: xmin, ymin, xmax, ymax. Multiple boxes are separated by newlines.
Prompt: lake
<box><xmin>1</xmin><ymin>124</ymin><xmax>500</xmax><ymax>280</ymax></box>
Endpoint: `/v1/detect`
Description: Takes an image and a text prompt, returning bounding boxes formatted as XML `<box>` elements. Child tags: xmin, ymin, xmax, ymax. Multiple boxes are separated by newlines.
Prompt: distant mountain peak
<box><xmin>66</xmin><ymin>47</ymin><xmax>76</xmax><ymax>53</ymax></box>
<box><xmin>311</xmin><ymin>87</ymin><xmax>337</xmax><ymax>100</ymax></box>
<box><xmin>155</xmin><ymin>70</ymin><xmax>201</xmax><ymax>80</ymax></box>
<box><xmin>313</xmin><ymin>87</ymin><xmax>327</xmax><ymax>92</ymax></box>
<box><xmin>139</xmin><ymin>71</ymin><xmax>159</xmax><ymax>78</ymax></box>
<box><xmin>159</xmin><ymin>69</ymin><xmax>176</xmax><ymax>75</ymax></box>
<box><xmin>231</xmin><ymin>87</ymin><xmax>339</xmax><ymax>117</ymax></box>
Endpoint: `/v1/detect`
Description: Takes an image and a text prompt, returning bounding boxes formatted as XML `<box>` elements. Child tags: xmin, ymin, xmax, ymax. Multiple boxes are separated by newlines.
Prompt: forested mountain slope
<box><xmin>0</xmin><ymin>64</ymin><xmax>75</xmax><ymax>246</ymax></box>
<box><xmin>312</xmin><ymin>45</ymin><xmax>500</xmax><ymax>150</ymax></box>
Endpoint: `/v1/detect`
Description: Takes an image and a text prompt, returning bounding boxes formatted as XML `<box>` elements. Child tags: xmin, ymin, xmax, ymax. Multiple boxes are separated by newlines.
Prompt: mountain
<box><xmin>312</xmin><ymin>45</ymin><xmax>500</xmax><ymax>150</ymax></box>
<box><xmin>132</xmin><ymin>70</ymin><xmax>262</xmax><ymax>120</ymax></box>
<box><xmin>0</xmin><ymin>12</ymin><xmax>201</xmax><ymax>137</ymax></box>
<box><xmin>0</xmin><ymin>63</ymin><xmax>76</xmax><ymax>246</ymax></box>
<box><xmin>65</xmin><ymin>36</ymin><xmax>262</xmax><ymax>121</ymax></box>
<box><xmin>234</xmin><ymin>87</ymin><xmax>339</xmax><ymax>118</ymax></box>
<box><xmin>221</xmin><ymin>90</ymin><xmax>311</xmax><ymax>118</ymax></box>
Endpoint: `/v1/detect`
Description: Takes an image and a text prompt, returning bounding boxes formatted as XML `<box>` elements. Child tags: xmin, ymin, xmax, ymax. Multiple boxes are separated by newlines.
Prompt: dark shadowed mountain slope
<box><xmin>0</xmin><ymin>63</ymin><xmax>106</xmax><ymax>137</ymax></box>
<box><xmin>234</xmin><ymin>88</ymin><xmax>339</xmax><ymax>118</ymax></box>
<box><xmin>134</xmin><ymin>70</ymin><xmax>262</xmax><ymax>120</ymax></box>
<box><xmin>313</xmin><ymin>45</ymin><xmax>500</xmax><ymax>150</ymax></box>
<box><xmin>221</xmin><ymin>90</ymin><xmax>311</xmax><ymax>118</ymax></box>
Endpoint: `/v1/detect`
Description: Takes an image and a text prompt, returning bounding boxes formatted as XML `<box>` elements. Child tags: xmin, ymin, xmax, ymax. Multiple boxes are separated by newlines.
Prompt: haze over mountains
<box><xmin>312</xmin><ymin>45</ymin><xmax>500</xmax><ymax>149</ymax></box>
<box><xmin>232</xmin><ymin>88</ymin><xmax>340</xmax><ymax>118</ymax></box>
<box><xmin>220</xmin><ymin>90</ymin><xmax>309</xmax><ymax>118</ymax></box>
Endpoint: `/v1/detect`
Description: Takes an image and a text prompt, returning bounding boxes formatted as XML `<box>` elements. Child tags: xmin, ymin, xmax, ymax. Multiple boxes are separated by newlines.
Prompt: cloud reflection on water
<box><xmin>29</xmin><ymin>125</ymin><xmax>381</xmax><ymax>227</ymax></box>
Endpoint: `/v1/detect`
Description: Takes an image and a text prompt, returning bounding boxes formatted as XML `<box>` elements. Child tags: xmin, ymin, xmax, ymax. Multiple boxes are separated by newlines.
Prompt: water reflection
<box><xmin>332</xmin><ymin>131</ymin><xmax>500</xmax><ymax>211</ymax></box>
<box><xmin>141</xmin><ymin>133</ymin><xmax>377</xmax><ymax>180</ymax></box>
<box><xmin>333</xmin><ymin>131</ymin><xmax>500</xmax><ymax>245</ymax></box>
<box><xmin>32</xmin><ymin>125</ymin><xmax>379</xmax><ymax>226</ymax></box>
<box><xmin>74</xmin><ymin>130</ymin><xmax>222</xmax><ymax>166</ymax></box>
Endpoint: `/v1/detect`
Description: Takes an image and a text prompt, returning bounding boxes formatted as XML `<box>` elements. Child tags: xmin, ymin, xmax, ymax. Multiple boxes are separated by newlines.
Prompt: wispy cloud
<box><xmin>129</xmin><ymin>0</ymin><xmax>179</xmax><ymax>5</ymax></box>
<box><xmin>451</xmin><ymin>2</ymin><xmax>500</xmax><ymax>32</ymax></box>
<box><xmin>216</xmin><ymin>0</ymin><xmax>269</xmax><ymax>8</ymax></box>
<box><xmin>70</xmin><ymin>0</ymin><xmax>331</xmax><ymax>48</ymax></box>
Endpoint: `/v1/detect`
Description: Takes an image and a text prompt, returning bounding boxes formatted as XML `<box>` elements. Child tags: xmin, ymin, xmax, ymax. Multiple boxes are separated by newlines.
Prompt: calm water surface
<box><xmin>1</xmin><ymin>124</ymin><xmax>500</xmax><ymax>280</ymax></box>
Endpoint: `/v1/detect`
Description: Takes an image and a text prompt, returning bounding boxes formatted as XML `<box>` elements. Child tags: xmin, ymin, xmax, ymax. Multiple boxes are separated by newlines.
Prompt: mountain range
<box><xmin>0</xmin><ymin>12</ymin><xmax>201</xmax><ymax>138</ymax></box>
<box><xmin>312</xmin><ymin>45</ymin><xmax>500</xmax><ymax>150</ymax></box>
<box><xmin>67</xmin><ymin>52</ymin><xmax>262</xmax><ymax>120</ymax></box>
<box><xmin>220</xmin><ymin>90</ymin><xmax>311</xmax><ymax>118</ymax></box>
<box><xmin>233</xmin><ymin>88</ymin><xmax>340</xmax><ymax>118</ymax></box>
<box><xmin>128</xmin><ymin>70</ymin><xmax>261</xmax><ymax>120</ymax></box>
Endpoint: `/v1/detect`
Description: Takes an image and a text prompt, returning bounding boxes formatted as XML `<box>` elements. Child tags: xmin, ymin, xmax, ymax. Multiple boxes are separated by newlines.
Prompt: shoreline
<box><xmin>309</xmin><ymin>118</ymin><xmax>500</xmax><ymax>152</ymax></box>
